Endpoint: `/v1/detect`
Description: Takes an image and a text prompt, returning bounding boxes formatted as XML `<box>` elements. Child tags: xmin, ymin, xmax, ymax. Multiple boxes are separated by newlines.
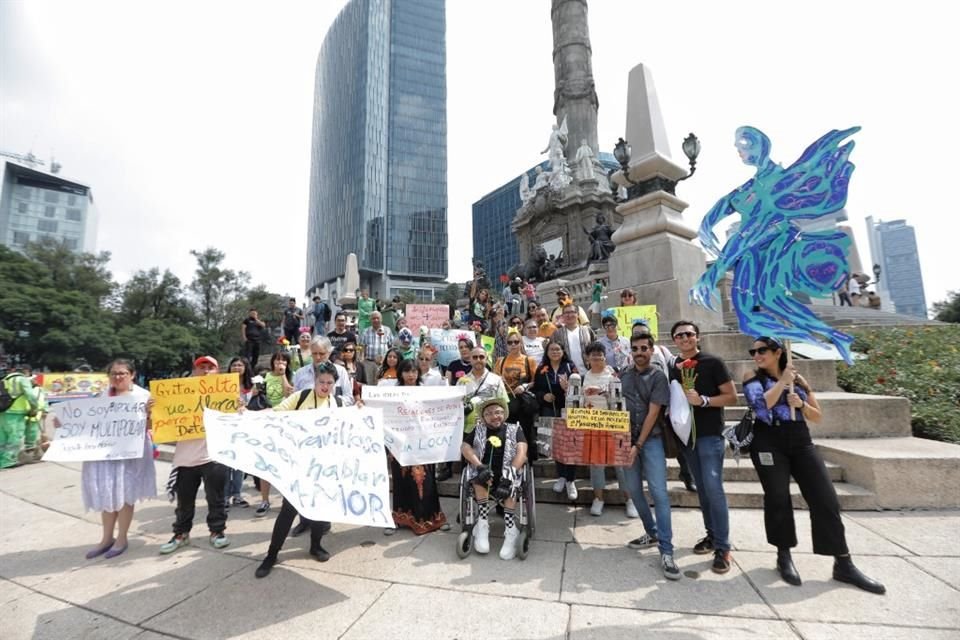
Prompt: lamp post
<box><xmin>613</xmin><ymin>133</ymin><xmax>701</xmax><ymax>199</ymax></box>
<box><xmin>872</xmin><ymin>263</ymin><xmax>882</xmax><ymax>285</ymax></box>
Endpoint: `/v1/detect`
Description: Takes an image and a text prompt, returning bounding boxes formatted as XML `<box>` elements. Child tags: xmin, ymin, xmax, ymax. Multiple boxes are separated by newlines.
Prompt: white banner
<box><xmin>43</xmin><ymin>393</ymin><xmax>148</xmax><ymax>462</ymax></box>
<box><xmin>204</xmin><ymin>407</ymin><xmax>394</xmax><ymax>528</ymax></box>
<box><xmin>362</xmin><ymin>385</ymin><xmax>466</xmax><ymax>465</ymax></box>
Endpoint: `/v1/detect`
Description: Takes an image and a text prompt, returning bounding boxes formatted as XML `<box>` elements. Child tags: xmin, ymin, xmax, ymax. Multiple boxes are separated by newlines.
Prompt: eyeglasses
<box><xmin>507</xmin><ymin>340</ymin><xmax>520</xmax><ymax>345</ymax></box>
<box><xmin>673</xmin><ymin>331</ymin><xmax>697</xmax><ymax>339</ymax></box>
<box><xmin>109</xmin><ymin>371</ymin><xmax>131</xmax><ymax>378</ymax></box>
<box><xmin>563</xmin><ymin>310</ymin><xmax>577</xmax><ymax>316</ymax></box>
<box><xmin>471</xmin><ymin>355</ymin><xmax>487</xmax><ymax>360</ymax></box>
<box><xmin>748</xmin><ymin>346</ymin><xmax>771</xmax><ymax>356</ymax></box>
<box><xmin>510</xmin><ymin>321</ymin><xmax>523</xmax><ymax>326</ymax></box>
<box><xmin>630</xmin><ymin>345</ymin><xmax>651</xmax><ymax>352</ymax></box>
<box><xmin>343</xmin><ymin>348</ymin><xmax>355</xmax><ymax>352</ymax></box>
<box><xmin>418</xmin><ymin>357</ymin><xmax>432</xmax><ymax>362</ymax></box>
<box><xmin>525</xmin><ymin>325</ymin><xmax>537</xmax><ymax>330</ymax></box>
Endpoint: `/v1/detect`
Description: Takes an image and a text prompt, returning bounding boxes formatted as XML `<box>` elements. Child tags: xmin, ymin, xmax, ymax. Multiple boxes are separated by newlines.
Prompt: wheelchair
<box><xmin>455</xmin><ymin>463</ymin><xmax>536</xmax><ymax>560</ymax></box>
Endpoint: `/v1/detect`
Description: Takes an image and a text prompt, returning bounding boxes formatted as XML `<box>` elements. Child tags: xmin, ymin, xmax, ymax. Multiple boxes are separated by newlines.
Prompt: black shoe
<box><xmin>255</xmin><ymin>557</ymin><xmax>276</xmax><ymax>578</ymax></box>
<box><xmin>833</xmin><ymin>557</ymin><xmax>885</xmax><ymax>594</ymax></box>
<box><xmin>693</xmin><ymin>535</ymin><xmax>714</xmax><ymax>555</ymax></box>
<box><xmin>711</xmin><ymin>549</ymin><xmax>732</xmax><ymax>574</ymax></box>
<box><xmin>776</xmin><ymin>549</ymin><xmax>802</xmax><ymax>586</ymax></box>
<box><xmin>682</xmin><ymin>476</ymin><xmax>697</xmax><ymax>492</ymax></box>
<box><xmin>309</xmin><ymin>544</ymin><xmax>331</xmax><ymax>562</ymax></box>
<box><xmin>290</xmin><ymin>520</ymin><xmax>310</xmax><ymax>537</ymax></box>
<box><xmin>436</xmin><ymin>464</ymin><xmax>452</xmax><ymax>482</ymax></box>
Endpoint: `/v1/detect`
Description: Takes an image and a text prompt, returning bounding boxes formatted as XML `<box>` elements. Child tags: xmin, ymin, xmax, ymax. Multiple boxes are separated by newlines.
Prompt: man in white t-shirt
<box><xmin>552</xmin><ymin>303</ymin><xmax>595</xmax><ymax>372</ymax></box>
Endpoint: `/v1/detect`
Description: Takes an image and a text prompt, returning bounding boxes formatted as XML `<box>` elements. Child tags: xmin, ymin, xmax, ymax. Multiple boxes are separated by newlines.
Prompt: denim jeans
<box><xmin>623</xmin><ymin>435</ymin><xmax>673</xmax><ymax>554</ymax></box>
<box><xmin>589</xmin><ymin>465</ymin><xmax>628</xmax><ymax>494</ymax></box>
<box><xmin>683</xmin><ymin>435</ymin><xmax>730</xmax><ymax>551</ymax></box>
<box><xmin>225</xmin><ymin>468</ymin><xmax>244</xmax><ymax>500</ymax></box>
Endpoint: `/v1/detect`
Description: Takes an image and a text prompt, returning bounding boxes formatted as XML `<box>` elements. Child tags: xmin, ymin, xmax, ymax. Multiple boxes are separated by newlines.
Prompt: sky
<box><xmin>1</xmin><ymin>0</ymin><xmax>956</xmax><ymax>311</ymax></box>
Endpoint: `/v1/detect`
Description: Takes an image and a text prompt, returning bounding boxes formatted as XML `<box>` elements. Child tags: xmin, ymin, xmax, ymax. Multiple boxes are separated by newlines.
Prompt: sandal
<box><xmin>85</xmin><ymin>539</ymin><xmax>115</xmax><ymax>560</ymax></box>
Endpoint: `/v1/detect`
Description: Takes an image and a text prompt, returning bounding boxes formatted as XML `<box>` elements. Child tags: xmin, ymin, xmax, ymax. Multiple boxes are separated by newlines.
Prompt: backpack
<box><xmin>293</xmin><ymin>389</ymin><xmax>343</xmax><ymax>410</ymax></box>
<box><xmin>0</xmin><ymin>374</ymin><xmax>22</xmax><ymax>412</ymax></box>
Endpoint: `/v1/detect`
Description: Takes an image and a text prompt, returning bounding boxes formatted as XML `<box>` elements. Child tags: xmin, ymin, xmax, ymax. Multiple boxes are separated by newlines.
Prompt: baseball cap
<box><xmin>194</xmin><ymin>356</ymin><xmax>219</xmax><ymax>369</ymax></box>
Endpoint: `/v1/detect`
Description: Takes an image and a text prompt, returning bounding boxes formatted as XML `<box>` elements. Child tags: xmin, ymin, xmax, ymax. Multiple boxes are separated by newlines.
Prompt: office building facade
<box><xmin>305</xmin><ymin>0</ymin><xmax>448</xmax><ymax>302</ymax></box>
<box><xmin>0</xmin><ymin>157</ymin><xmax>97</xmax><ymax>254</ymax></box>
<box><xmin>472</xmin><ymin>153</ymin><xmax>619</xmax><ymax>281</ymax></box>
<box><xmin>866</xmin><ymin>216</ymin><xmax>927</xmax><ymax>317</ymax></box>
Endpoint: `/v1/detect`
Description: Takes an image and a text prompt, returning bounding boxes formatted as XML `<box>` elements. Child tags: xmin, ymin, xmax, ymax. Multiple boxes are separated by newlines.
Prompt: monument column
<box><xmin>609</xmin><ymin>64</ymin><xmax>723</xmax><ymax>333</ymax></box>
<box><xmin>551</xmin><ymin>0</ymin><xmax>599</xmax><ymax>161</ymax></box>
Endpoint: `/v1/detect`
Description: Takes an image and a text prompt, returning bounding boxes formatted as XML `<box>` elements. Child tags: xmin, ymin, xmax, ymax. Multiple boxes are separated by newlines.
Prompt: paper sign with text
<box><xmin>405</xmin><ymin>304</ymin><xmax>450</xmax><ymax>329</ymax></box>
<box><xmin>550</xmin><ymin>416</ymin><xmax>632</xmax><ymax>466</ymax></box>
<box><xmin>204</xmin><ymin>407</ymin><xmax>394</xmax><ymax>528</ymax></box>
<box><xmin>566</xmin><ymin>407</ymin><xmax>630</xmax><ymax>432</ymax></box>
<box><xmin>612</xmin><ymin>305</ymin><xmax>659</xmax><ymax>338</ymax></box>
<box><xmin>362</xmin><ymin>385</ymin><xmax>466</xmax><ymax>465</ymax></box>
<box><xmin>150</xmin><ymin>373</ymin><xmax>240</xmax><ymax>443</ymax></box>
<box><xmin>428</xmin><ymin>329</ymin><xmax>464</xmax><ymax>367</ymax></box>
<box><xmin>43</xmin><ymin>391</ymin><xmax>149</xmax><ymax>462</ymax></box>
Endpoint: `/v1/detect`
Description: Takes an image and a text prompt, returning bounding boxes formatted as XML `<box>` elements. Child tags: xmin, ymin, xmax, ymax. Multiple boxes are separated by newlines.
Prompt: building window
<box><xmin>16</xmin><ymin>185</ymin><xmax>32</xmax><ymax>198</ymax></box>
<box><xmin>17</xmin><ymin>202</ymin><xmax>28</xmax><ymax>213</ymax></box>
<box><xmin>45</xmin><ymin>205</ymin><xmax>56</xmax><ymax>218</ymax></box>
<box><xmin>43</xmin><ymin>190</ymin><xmax>59</xmax><ymax>204</ymax></box>
<box><xmin>38</xmin><ymin>219</ymin><xmax>58</xmax><ymax>233</ymax></box>
<box><xmin>67</xmin><ymin>194</ymin><xmax>77</xmax><ymax>205</ymax></box>
<box><xmin>64</xmin><ymin>238</ymin><xmax>78</xmax><ymax>250</ymax></box>
<box><xmin>66</xmin><ymin>208</ymin><xmax>82</xmax><ymax>221</ymax></box>
<box><xmin>13</xmin><ymin>231</ymin><xmax>30</xmax><ymax>246</ymax></box>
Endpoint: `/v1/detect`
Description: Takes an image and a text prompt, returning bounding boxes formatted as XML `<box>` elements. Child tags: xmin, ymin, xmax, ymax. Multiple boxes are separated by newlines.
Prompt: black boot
<box><xmin>310</xmin><ymin>537</ymin><xmax>331</xmax><ymax>562</ymax></box>
<box><xmin>290</xmin><ymin>518</ymin><xmax>310</xmax><ymax>537</ymax></box>
<box><xmin>833</xmin><ymin>555</ymin><xmax>885</xmax><ymax>594</ymax></box>
<box><xmin>776</xmin><ymin>548</ymin><xmax>801</xmax><ymax>586</ymax></box>
<box><xmin>255</xmin><ymin>556</ymin><xmax>276</xmax><ymax>578</ymax></box>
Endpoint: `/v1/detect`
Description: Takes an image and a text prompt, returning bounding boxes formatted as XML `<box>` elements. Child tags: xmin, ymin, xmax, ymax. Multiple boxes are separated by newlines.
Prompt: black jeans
<box><xmin>173</xmin><ymin>462</ymin><xmax>229</xmax><ymax>536</ymax></box>
<box><xmin>677</xmin><ymin>452</ymin><xmax>693</xmax><ymax>484</ymax></box>
<box><xmin>267</xmin><ymin>498</ymin><xmax>329</xmax><ymax>559</ymax></box>
<box><xmin>555</xmin><ymin>461</ymin><xmax>576</xmax><ymax>482</ymax></box>
<box><xmin>750</xmin><ymin>420</ymin><xmax>849</xmax><ymax>556</ymax></box>
<box><xmin>243</xmin><ymin>340</ymin><xmax>261</xmax><ymax>367</ymax></box>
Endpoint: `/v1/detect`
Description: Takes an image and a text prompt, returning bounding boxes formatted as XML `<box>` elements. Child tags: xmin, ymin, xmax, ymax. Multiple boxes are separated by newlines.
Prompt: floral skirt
<box><xmin>390</xmin><ymin>458</ymin><xmax>447</xmax><ymax>534</ymax></box>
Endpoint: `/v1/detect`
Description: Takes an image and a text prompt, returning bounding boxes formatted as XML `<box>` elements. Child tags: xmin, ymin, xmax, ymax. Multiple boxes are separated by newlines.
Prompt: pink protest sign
<box><xmin>405</xmin><ymin>304</ymin><xmax>449</xmax><ymax>329</ymax></box>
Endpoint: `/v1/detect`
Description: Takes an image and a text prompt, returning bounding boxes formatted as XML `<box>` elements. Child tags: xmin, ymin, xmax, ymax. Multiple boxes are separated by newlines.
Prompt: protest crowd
<box><xmin>0</xmin><ymin>272</ymin><xmax>885</xmax><ymax>595</ymax></box>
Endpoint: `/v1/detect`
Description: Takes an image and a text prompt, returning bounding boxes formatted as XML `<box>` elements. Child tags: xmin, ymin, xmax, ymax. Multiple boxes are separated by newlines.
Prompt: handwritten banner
<box><xmin>43</xmin><ymin>392</ymin><xmax>148</xmax><ymax>462</ymax></box>
<box><xmin>612</xmin><ymin>304</ymin><xmax>659</xmax><ymax>339</ymax></box>
<box><xmin>150</xmin><ymin>373</ymin><xmax>240</xmax><ymax>443</ymax></box>
<box><xmin>204</xmin><ymin>407</ymin><xmax>394</xmax><ymax>528</ymax></box>
<box><xmin>405</xmin><ymin>304</ymin><xmax>450</xmax><ymax>329</ymax></box>
<box><xmin>362</xmin><ymin>385</ymin><xmax>466</xmax><ymax>465</ymax></box>
<box><xmin>428</xmin><ymin>329</ymin><xmax>463</xmax><ymax>367</ymax></box>
<box><xmin>36</xmin><ymin>372</ymin><xmax>109</xmax><ymax>403</ymax></box>
<box><xmin>550</xmin><ymin>416</ymin><xmax>632</xmax><ymax>466</ymax></box>
<box><xmin>566</xmin><ymin>407</ymin><xmax>630</xmax><ymax>432</ymax></box>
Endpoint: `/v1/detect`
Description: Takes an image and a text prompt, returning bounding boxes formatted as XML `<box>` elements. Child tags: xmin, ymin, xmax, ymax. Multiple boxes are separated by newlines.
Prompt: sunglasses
<box><xmin>510</xmin><ymin>321</ymin><xmax>523</xmax><ymax>326</ymax></box>
<box><xmin>471</xmin><ymin>355</ymin><xmax>487</xmax><ymax>360</ymax></box>
<box><xmin>507</xmin><ymin>340</ymin><xmax>521</xmax><ymax>345</ymax></box>
<box><xmin>418</xmin><ymin>357</ymin><xmax>432</xmax><ymax>361</ymax></box>
<box><xmin>673</xmin><ymin>331</ymin><xmax>697</xmax><ymax>339</ymax></box>
<box><xmin>630</xmin><ymin>345</ymin><xmax>651</xmax><ymax>352</ymax></box>
<box><xmin>748</xmin><ymin>346</ymin><xmax>772</xmax><ymax>356</ymax></box>
<box><xmin>343</xmin><ymin>348</ymin><xmax>355</xmax><ymax>352</ymax></box>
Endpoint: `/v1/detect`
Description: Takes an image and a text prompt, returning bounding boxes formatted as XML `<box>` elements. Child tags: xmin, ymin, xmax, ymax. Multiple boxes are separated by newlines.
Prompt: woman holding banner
<box><xmin>383</xmin><ymin>359</ymin><xmax>450</xmax><ymax>536</ymax></box>
<box><xmin>80</xmin><ymin>359</ymin><xmax>156</xmax><ymax>560</ymax></box>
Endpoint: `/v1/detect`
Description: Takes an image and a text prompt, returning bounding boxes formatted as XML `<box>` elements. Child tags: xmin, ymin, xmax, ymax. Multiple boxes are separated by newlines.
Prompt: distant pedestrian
<box><xmin>241</xmin><ymin>308</ymin><xmax>266</xmax><ymax>367</ymax></box>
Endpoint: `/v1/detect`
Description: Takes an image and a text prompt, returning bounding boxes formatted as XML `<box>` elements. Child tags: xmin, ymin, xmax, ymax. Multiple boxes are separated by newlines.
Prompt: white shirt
<box><xmin>566</xmin><ymin>327</ymin><xmax>585</xmax><ymax>372</ymax></box>
<box><xmin>292</xmin><ymin>361</ymin><xmax>354</xmax><ymax>405</ymax></box>
<box><xmin>421</xmin><ymin>368</ymin><xmax>447</xmax><ymax>386</ymax></box>
<box><xmin>522</xmin><ymin>335</ymin><xmax>545</xmax><ymax>362</ymax></box>
<box><xmin>849</xmin><ymin>277</ymin><xmax>861</xmax><ymax>296</ymax></box>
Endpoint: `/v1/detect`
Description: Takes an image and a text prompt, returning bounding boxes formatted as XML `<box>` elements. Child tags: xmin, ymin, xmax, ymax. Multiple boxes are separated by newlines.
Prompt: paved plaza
<box><xmin>1</xmin><ymin>459</ymin><xmax>958</xmax><ymax>639</ymax></box>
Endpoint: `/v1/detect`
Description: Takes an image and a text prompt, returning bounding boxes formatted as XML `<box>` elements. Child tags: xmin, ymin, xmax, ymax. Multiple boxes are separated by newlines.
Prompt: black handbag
<box><xmin>723</xmin><ymin>407</ymin><xmax>755</xmax><ymax>461</ymax></box>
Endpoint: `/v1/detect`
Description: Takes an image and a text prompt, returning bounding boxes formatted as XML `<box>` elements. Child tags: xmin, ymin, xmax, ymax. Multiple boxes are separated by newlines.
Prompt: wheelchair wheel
<box><xmin>517</xmin><ymin>528</ymin><xmax>530</xmax><ymax>560</ymax></box>
<box><xmin>456</xmin><ymin>530</ymin><xmax>472</xmax><ymax>559</ymax></box>
<box><xmin>523</xmin><ymin>465</ymin><xmax>537</xmax><ymax>538</ymax></box>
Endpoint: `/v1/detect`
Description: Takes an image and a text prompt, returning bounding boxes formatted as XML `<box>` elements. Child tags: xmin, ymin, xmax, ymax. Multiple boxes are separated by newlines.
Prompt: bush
<box><xmin>836</xmin><ymin>326</ymin><xmax>960</xmax><ymax>443</ymax></box>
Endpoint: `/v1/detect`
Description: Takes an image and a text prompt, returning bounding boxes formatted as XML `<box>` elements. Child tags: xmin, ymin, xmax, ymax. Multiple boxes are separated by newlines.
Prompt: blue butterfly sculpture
<box><xmin>690</xmin><ymin>126</ymin><xmax>860</xmax><ymax>363</ymax></box>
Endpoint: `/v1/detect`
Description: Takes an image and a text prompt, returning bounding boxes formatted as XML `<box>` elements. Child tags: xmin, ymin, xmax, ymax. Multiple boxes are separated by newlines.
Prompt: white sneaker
<box><xmin>473</xmin><ymin>518</ymin><xmax>490</xmax><ymax>554</ymax></box>
<box><xmin>590</xmin><ymin>498</ymin><xmax>604</xmax><ymax>516</ymax></box>
<box><xmin>566</xmin><ymin>480</ymin><xmax>579</xmax><ymax>501</ymax></box>
<box><xmin>500</xmin><ymin>526</ymin><xmax>520</xmax><ymax>560</ymax></box>
<box><xmin>552</xmin><ymin>477</ymin><xmax>566</xmax><ymax>493</ymax></box>
<box><xmin>625</xmin><ymin>499</ymin><xmax>640</xmax><ymax>519</ymax></box>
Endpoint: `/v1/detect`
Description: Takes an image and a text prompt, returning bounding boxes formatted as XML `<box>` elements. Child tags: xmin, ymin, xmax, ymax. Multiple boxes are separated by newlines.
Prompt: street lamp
<box><xmin>872</xmin><ymin>263</ymin><xmax>882</xmax><ymax>285</ymax></box>
<box><xmin>611</xmin><ymin>133</ymin><xmax>700</xmax><ymax>199</ymax></box>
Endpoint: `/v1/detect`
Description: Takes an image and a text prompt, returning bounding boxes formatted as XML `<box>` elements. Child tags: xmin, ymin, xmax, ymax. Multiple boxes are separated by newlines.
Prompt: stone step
<box><xmin>816</xmin><ymin>437</ymin><xmax>960</xmax><ymax>509</ymax></box>
<box><xmin>531</xmin><ymin>457</ymin><xmax>843</xmax><ymax>483</ymax></box>
<box><xmin>436</xmin><ymin>476</ymin><xmax>876</xmax><ymax>510</ymax></box>
<box><xmin>725</xmin><ymin>358</ymin><xmax>840</xmax><ymax>392</ymax></box>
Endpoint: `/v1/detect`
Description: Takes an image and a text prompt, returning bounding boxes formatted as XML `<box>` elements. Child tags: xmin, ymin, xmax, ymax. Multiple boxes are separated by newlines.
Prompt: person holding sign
<box><xmin>159</xmin><ymin>356</ymin><xmax>231</xmax><ymax>555</ymax></box>
<box><xmin>461</xmin><ymin>397</ymin><xmax>528</xmax><ymax>560</ymax></box>
<box><xmin>79</xmin><ymin>359</ymin><xmax>156</xmax><ymax>560</ymax></box>
<box><xmin>383</xmin><ymin>360</ymin><xmax>450</xmax><ymax>536</ymax></box>
<box><xmin>254</xmin><ymin>362</ymin><xmax>343</xmax><ymax>578</ymax></box>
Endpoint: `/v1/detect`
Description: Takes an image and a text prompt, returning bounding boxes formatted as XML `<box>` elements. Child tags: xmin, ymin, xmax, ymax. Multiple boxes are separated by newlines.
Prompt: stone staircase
<box><xmin>437</xmin><ymin>330</ymin><xmax>960</xmax><ymax>511</ymax></box>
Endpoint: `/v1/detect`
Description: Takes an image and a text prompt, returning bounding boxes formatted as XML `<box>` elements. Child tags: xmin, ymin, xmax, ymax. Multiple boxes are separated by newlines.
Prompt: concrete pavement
<box><xmin>1</xmin><ymin>459</ymin><xmax>958</xmax><ymax>639</ymax></box>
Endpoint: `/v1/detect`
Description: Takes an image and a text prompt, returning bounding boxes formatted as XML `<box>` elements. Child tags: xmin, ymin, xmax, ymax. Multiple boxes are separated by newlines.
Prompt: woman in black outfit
<box><xmin>743</xmin><ymin>337</ymin><xmax>885</xmax><ymax>594</ymax></box>
<box><xmin>532</xmin><ymin>339</ymin><xmax>579</xmax><ymax>501</ymax></box>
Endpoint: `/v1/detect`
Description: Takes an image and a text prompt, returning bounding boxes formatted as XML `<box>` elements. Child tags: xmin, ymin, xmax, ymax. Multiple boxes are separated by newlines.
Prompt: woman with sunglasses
<box><xmin>339</xmin><ymin>340</ymin><xmax>369</xmax><ymax>400</ymax></box>
<box><xmin>743</xmin><ymin>337</ymin><xmax>885</xmax><ymax>594</ymax></box>
<box><xmin>384</xmin><ymin>359</ymin><xmax>450</xmax><ymax>536</ymax></box>
<box><xmin>533</xmin><ymin>339</ymin><xmax>579</xmax><ymax>500</ymax></box>
<box><xmin>416</xmin><ymin>347</ymin><xmax>446</xmax><ymax>386</ymax></box>
<box><xmin>521</xmin><ymin>319</ymin><xmax>545</xmax><ymax>362</ymax></box>
<box><xmin>494</xmin><ymin>327</ymin><xmax>540</xmax><ymax>461</ymax></box>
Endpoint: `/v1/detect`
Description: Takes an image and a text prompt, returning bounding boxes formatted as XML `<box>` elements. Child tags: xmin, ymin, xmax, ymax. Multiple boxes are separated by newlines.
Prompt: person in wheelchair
<box><xmin>461</xmin><ymin>397</ymin><xmax>528</xmax><ymax>560</ymax></box>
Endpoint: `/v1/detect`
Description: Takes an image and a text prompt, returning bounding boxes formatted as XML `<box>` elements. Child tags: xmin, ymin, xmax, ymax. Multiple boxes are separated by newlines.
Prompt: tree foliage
<box><xmin>932</xmin><ymin>291</ymin><xmax>960</xmax><ymax>323</ymax></box>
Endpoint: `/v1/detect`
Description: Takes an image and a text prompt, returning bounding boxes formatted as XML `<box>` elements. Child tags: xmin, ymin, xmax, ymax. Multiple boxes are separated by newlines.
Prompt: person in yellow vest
<box><xmin>1</xmin><ymin>367</ymin><xmax>40</xmax><ymax>469</ymax></box>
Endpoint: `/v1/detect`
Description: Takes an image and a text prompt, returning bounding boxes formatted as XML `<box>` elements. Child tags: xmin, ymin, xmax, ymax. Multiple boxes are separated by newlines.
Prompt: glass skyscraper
<box><xmin>866</xmin><ymin>217</ymin><xmax>927</xmax><ymax>317</ymax></box>
<box><xmin>472</xmin><ymin>153</ymin><xmax>619</xmax><ymax>281</ymax></box>
<box><xmin>305</xmin><ymin>0</ymin><xmax>447</xmax><ymax>299</ymax></box>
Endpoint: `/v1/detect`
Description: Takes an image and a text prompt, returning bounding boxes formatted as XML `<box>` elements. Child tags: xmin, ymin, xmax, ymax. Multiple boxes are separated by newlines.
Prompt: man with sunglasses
<box><xmin>669</xmin><ymin>320</ymin><xmax>738</xmax><ymax>574</ymax></box>
<box><xmin>620</xmin><ymin>334</ymin><xmax>679</xmax><ymax>580</ymax></box>
<box><xmin>457</xmin><ymin>347</ymin><xmax>508</xmax><ymax>435</ymax></box>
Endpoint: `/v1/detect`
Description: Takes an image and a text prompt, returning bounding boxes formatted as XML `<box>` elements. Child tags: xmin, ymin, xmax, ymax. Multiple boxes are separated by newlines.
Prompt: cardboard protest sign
<box><xmin>428</xmin><ymin>329</ymin><xmax>471</xmax><ymax>367</ymax></box>
<box><xmin>480</xmin><ymin>334</ymin><xmax>495</xmax><ymax>357</ymax></box>
<box><xmin>550</xmin><ymin>414</ymin><xmax>632</xmax><ymax>466</ymax></box>
<box><xmin>362</xmin><ymin>385</ymin><xmax>466</xmax><ymax>465</ymax></box>
<box><xmin>36</xmin><ymin>372</ymin><xmax>109</xmax><ymax>403</ymax></box>
<box><xmin>566</xmin><ymin>407</ymin><xmax>630</xmax><ymax>432</ymax></box>
<box><xmin>150</xmin><ymin>373</ymin><xmax>240</xmax><ymax>443</ymax></box>
<box><xmin>405</xmin><ymin>304</ymin><xmax>449</xmax><ymax>329</ymax></box>
<box><xmin>612</xmin><ymin>305</ymin><xmax>658</xmax><ymax>338</ymax></box>
<box><xmin>43</xmin><ymin>391</ymin><xmax>148</xmax><ymax>462</ymax></box>
<box><xmin>204</xmin><ymin>407</ymin><xmax>394</xmax><ymax>528</ymax></box>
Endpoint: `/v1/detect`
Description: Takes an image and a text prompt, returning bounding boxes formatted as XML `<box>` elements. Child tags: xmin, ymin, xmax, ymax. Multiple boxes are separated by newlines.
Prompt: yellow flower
<box><xmin>488</xmin><ymin>435</ymin><xmax>502</xmax><ymax>448</ymax></box>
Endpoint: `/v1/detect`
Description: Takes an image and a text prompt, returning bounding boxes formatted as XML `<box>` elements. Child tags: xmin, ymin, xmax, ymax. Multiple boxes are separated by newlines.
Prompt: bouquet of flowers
<box><xmin>679</xmin><ymin>358</ymin><xmax>698</xmax><ymax>447</ymax></box>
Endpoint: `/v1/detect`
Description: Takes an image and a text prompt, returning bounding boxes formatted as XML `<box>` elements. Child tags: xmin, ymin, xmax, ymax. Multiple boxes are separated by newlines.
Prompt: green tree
<box><xmin>117</xmin><ymin>318</ymin><xmax>201</xmax><ymax>378</ymax></box>
<box><xmin>221</xmin><ymin>285</ymin><xmax>286</xmax><ymax>361</ymax></box>
<box><xmin>188</xmin><ymin>247</ymin><xmax>250</xmax><ymax>332</ymax></box>
<box><xmin>119</xmin><ymin>268</ymin><xmax>196</xmax><ymax>325</ymax></box>
<box><xmin>25</xmin><ymin>237</ymin><xmax>114</xmax><ymax>303</ymax></box>
<box><xmin>932</xmin><ymin>291</ymin><xmax>960</xmax><ymax>323</ymax></box>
